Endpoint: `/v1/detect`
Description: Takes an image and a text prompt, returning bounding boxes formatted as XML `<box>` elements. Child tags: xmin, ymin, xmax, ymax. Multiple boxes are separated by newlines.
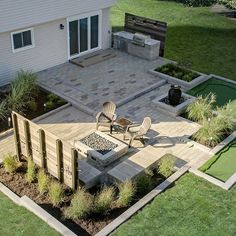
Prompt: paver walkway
<box><xmin>37</xmin><ymin>50</ymin><xmax>170</xmax><ymax>113</ymax></box>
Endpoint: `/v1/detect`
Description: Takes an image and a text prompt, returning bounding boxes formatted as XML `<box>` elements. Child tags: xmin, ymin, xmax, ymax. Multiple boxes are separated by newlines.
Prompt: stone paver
<box><xmin>37</xmin><ymin>49</ymin><xmax>170</xmax><ymax>112</ymax></box>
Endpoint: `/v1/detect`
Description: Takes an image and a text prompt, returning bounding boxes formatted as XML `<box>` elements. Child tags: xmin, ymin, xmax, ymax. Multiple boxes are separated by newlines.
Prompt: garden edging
<box><xmin>148</xmin><ymin>68</ymin><xmax>209</xmax><ymax>90</ymax></box>
<box><xmin>0</xmin><ymin>182</ymin><xmax>76</xmax><ymax>236</ymax></box>
<box><xmin>95</xmin><ymin>166</ymin><xmax>189</xmax><ymax>236</ymax></box>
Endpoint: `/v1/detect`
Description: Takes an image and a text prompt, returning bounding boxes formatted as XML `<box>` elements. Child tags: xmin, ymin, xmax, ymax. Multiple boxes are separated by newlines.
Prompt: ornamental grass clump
<box><xmin>158</xmin><ymin>154</ymin><xmax>176</xmax><ymax>178</ymax></box>
<box><xmin>136</xmin><ymin>174</ymin><xmax>153</xmax><ymax>195</ymax></box>
<box><xmin>26</xmin><ymin>157</ymin><xmax>36</xmax><ymax>183</ymax></box>
<box><xmin>117</xmin><ymin>180</ymin><xmax>136</xmax><ymax>207</ymax></box>
<box><xmin>3</xmin><ymin>154</ymin><xmax>18</xmax><ymax>174</ymax></box>
<box><xmin>49</xmin><ymin>181</ymin><xmax>64</xmax><ymax>207</ymax></box>
<box><xmin>37</xmin><ymin>169</ymin><xmax>49</xmax><ymax>194</ymax></box>
<box><xmin>95</xmin><ymin>186</ymin><xmax>115</xmax><ymax>214</ymax></box>
<box><xmin>65</xmin><ymin>188</ymin><xmax>93</xmax><ymax>219</ymax></box>
<box><xmin>186</xmin><ymin>93</ymin><xmax>216</xmax><ymax>123</ymax></box>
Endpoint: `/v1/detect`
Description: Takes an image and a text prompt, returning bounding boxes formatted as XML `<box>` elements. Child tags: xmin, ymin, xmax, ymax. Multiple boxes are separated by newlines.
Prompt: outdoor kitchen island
<box><xmin>113</xmin><ymin>31</ymin><xmax>161</xmax><ymax>60</ymax></box>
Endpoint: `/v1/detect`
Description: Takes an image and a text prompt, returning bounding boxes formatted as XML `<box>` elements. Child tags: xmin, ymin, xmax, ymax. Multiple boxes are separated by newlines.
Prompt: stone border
<box><xmin>38</xmin><ymin>81</ymin><xmax>95</xmax><ymax>116</ymax></box>
<box><xmin>152</xmin><ymin>92</ymin><xmax>196</xmax><ymax>117</ymax></box>
<box><xmin>209</xmin><ymin>74</ymin><xmax>236</xmax><ymax>85</ymax></box>
<box><xmin>116</xmin><ymin>79</ymin><xmax>166</xmax><ymax>107</ymax></box>
<box><xmin>0</xmin><ymin>103</ymin><xmax>71</xmax><ymax>141</ymax></box>
<box><xmin>95</xmin><ymin>166</ymin><xmax>189</xmax><ymax>236</ymax></box>
<box><xmin>148</xmin><ymin>67</ymin><xmax>209</xmax><ymax>90</ymax></box>
<box><xmin>0</xmin><ymin>182</ymin><xmax>76</xmax><ymax>236</ymax></box>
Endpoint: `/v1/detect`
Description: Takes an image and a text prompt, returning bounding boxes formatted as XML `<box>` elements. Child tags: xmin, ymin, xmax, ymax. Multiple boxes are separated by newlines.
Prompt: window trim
<box><xmin>11</xmin><ymin>27</ymin><xmax>35</xmax><ymax>53</ymax></box>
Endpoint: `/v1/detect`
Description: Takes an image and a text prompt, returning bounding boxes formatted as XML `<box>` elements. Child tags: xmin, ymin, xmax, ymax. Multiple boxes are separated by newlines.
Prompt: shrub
<box><xmin>95</xmin><ymin>186</ymin><xmax>115</xmax><ymax>214</ymax></box>
<box><xmin>220</xmin><ymin>0</ymin><xmax>236</xmax><ymax>10</ymax></box>
<box><xmin>186</xmin><ymin>93</ymin><xmax>216</xmax><ymax>123</ymax></box>
<box><xmin>0</xmin><ymin>100</ymin><xmax>8</xmax><ymax>121</ymax></box>
<box><xmin>117</xmin><ymin>181</ymin><xmax>136</xmax><ymax>207</ymax></box>
<box><xmin>193</xmin><ymin>118</ymin><xmax>223</xmax><ymax>147</ymax></box>
<box><xmin>27</xmin><ymin>100</ymin><xmax>37</xmax><ymax>112</ymax></box>
<box><xmin>7</xmin><ymin>70</ymin><xmax>38</xmax><ymax>113</ymax></box>
<box><xmin>37</xmin><ymin>169</ymin><xmax>49</xmax><ymax>194</ymax></box>
<box><xmin>3</xmin><ymin>154</ymin><xmax>18</xmax><ymax>174</ymax></box>
<box><xmin>136</xmin><ymin>174</ymin><xmax>153</xmax><ymax>195</ymax></box>
<box><xmin>158</xmin><ymin>154</ymin><xmax>176</xmax><ymax>178</ymax></box>
<box><xmin>48</xmin><ymin>181</ymin><xmax>64</xmax><ymax>207</ymax></box>
<box><xmin>175</xmin><ymin>0</ymin><xmax>217</xmax><ymax>7</ymax></box>
<box><xmin>65</xmin><ymin>188</ymin><xmax>93</xmax><ymax>219</ymax></box>
<box><xmin>26</xmin><ymin>158</ymin><xmax>36</xmax><ymax>183</ymax></box>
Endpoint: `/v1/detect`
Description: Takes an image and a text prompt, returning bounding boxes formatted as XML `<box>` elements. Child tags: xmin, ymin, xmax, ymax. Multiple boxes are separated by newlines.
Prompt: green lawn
<box><xmin>200</xmin><ymin>139</ymin><xmax>236</xmax><ymax>182</ymax></box>
<box><xmin>113</xmin><ymin>173</ymin><xmax>236</xmax><ymax>236</ymax></box>
<box><xmin>0</xmin><ymin>192</ymin><xmax>60</xmax><ymax>236</ymax></box>
<box><xmin>111</xmin><ymin>0</ymin><xmax>236</xmax><ymax>81</ymax></box>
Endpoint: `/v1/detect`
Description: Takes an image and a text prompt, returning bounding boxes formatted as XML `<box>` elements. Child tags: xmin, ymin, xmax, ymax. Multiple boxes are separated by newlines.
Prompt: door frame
<box><xmin>67</xmin><ymin>10</ymin><xmax>102</xmax><ymax>60</ymax></box>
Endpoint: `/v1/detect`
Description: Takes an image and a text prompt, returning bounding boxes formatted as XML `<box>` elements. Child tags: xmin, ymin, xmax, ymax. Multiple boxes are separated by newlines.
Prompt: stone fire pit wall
<box><xmin>74</xmin><ymin>131</ymin><xmax>128</xmax><ymax>167</ymax></box>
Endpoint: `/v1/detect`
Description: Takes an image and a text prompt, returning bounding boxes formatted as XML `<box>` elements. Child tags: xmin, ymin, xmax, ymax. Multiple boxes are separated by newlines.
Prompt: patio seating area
<box><xmin>0</xmin><ymin>48</ymin><xmax>213</xmax><ymax>189</ymax></box>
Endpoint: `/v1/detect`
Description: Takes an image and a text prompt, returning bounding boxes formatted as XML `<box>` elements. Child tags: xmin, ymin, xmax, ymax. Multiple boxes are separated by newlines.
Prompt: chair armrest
<box><xmin>96</xmin><ymin>112</ymin><xmax>102</xmax><ymax>121</ymax></box>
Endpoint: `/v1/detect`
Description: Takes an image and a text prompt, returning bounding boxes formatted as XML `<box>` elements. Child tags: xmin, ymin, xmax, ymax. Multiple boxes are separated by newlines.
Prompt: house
<box><xmin>0</xmin><ymin>0</ymin><xmax>116</xmax><ymax>86</ymax></box>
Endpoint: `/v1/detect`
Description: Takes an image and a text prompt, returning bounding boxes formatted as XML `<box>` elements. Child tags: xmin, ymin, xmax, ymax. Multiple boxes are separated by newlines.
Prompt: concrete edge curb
<box><xmin>0</xmin><ymin>183</ymin><xmax>76</xmax><ymax>236</ymax></box>
<box><xmin>189</xmin><ymin>168</ymin><xmax>236</xmax><ymax>190</ymax></box>
<box><xmin>95</xmin><ymin>166</ymin><xmax>189</xmax><ymax>236</ymax></box>
<box><xmin>38</xmin><ymin>82</ymin><xmax>94</xmax><ymax>116</ymax></box>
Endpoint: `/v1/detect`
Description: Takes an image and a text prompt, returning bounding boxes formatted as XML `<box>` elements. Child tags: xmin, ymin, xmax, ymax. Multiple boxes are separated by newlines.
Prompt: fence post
<box><xmin>12</xmin><ymin>113</ymin><xmax>22</xmax><ymax>161</ymax></box>
<box><xmin>56</xmin><ymin>139</ymin><xmax>64</xmax><ymax>183</ymax></box>
<box><xmin>23</xmin><ymin>120</ymin><xmax>32</xmax><ymax>158</ymax></box>
<box><xmin>71</xmin><ymin>148</ymin><xmax>78</xmax><ymax>191</ymax></box>
<box><xmin>39</xmin><ymin>129</ymin><xmax>47</xmax><ymax>170</ymax></box>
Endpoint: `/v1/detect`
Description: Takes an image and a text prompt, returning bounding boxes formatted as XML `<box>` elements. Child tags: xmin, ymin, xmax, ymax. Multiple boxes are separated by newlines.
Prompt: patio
<box><xmin>0</xmin><ymin>48</ymin><xmax>212</xmax><ymax>188</ymax></box>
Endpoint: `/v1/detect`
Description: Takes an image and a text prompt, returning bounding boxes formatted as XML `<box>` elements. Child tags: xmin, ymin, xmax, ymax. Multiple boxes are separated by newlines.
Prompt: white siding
<box><xmin>0</xmin><ymin>8</ymin><xmax>113</xmax><ymax>86</ymax></box>
<box><xmin>0</xmin><ymin>0</ymin><xmax>116</xmax><ymax>34</ymax></box>
<box><xmin>0</xmin><ymin>19</ymin><xmax>67</xmax><ymax>86</ymax></box>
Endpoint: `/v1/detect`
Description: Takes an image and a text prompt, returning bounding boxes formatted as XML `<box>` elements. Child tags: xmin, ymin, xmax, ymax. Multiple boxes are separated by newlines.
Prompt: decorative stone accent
<box><xmin>152</xmin><ymin>92</ymin><xmax>196</xmax><ymax>116</ymax></box>
<box><xmin>74</xmin><ymin>130</ymin><xmax>128</xmax><ymax>167</ymax></box>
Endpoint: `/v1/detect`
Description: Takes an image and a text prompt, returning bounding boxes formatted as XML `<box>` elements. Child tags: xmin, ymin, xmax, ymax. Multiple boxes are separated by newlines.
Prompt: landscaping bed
<box><xmin>0</xmin><ymin>71</ymin><xmax>66</xmax><ymax>134</ymax></box>
<box><xmin>199</xmin><ymin>139</ymin><xmax>236</xmax><ymax>182</ymax></box>
<box><xmin>0</xmin><ymin>154</ymin><xmax>177</xmax><ymax>235</ymax></box>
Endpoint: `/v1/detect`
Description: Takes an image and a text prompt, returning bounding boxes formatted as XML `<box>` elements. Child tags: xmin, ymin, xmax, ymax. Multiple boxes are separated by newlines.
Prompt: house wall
<box><xmin>0</xmin><ymin>7</ymin><xmax>112</xmax><ymax>86</ymax></box>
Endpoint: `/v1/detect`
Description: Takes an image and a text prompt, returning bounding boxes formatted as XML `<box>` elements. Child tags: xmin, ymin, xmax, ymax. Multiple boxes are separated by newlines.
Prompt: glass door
<box><xmin>69</xmin><ymin>14</ymin><xmax>100</xmax><ymax>58</ymax></box>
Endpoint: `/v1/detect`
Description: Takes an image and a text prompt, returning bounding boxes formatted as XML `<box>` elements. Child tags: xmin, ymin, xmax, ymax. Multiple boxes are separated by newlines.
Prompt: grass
<box><xmin>200</xmin><ymin>139</ymin><xmax>236</xmax><ymax>181</ymax></box>
<box><xmin>113</xmin><ymin>173</ymin><xmax>236</xmax><ymax>236</ymax></box>
<box><xmin>0</xmin><ymin>192</ymin><xmax>59</xmax><ymax>236</ymax></box>
<box><xmin>111</xmin><ymin>0</ymin><xmax>236</xmax><ymax>81</ymax></box>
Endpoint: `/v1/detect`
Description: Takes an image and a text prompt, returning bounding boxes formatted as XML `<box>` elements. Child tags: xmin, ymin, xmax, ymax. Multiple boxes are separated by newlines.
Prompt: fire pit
<box><xmin>74</xmin><ymin>131</ymin><xmax>128</xmax><ymax>167</ymax></box>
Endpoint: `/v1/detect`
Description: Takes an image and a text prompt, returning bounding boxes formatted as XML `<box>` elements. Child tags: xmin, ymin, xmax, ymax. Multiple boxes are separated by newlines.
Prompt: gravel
<box><xmin>80</xmin><ymin>132</ymin><xmax>118</xmax><ymax>155</ymax></box>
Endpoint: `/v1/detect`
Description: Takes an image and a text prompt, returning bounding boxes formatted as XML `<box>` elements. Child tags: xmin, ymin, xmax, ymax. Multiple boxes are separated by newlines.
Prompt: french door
<box><xmin>68</xmin><ymin>12</ymin><xmax>101</xmax><ymax>59</ymax></box>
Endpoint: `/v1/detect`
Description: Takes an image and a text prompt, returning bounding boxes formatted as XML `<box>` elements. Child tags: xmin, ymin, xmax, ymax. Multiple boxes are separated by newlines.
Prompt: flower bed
<box><xmin>0</xmin><ymin>154</ymin><xmax>178</xmax><ymax>235</ymax></box>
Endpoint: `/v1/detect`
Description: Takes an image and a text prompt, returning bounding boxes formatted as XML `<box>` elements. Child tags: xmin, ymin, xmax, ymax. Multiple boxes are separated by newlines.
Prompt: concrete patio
<box><xmin>0</xmin><ymin>49</ymin><xmax>212</xmax><ymax>187</ymax></box>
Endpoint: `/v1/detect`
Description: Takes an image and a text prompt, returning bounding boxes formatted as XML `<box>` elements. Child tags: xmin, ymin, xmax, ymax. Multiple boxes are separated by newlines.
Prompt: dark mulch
<box><xmin>0</xmin><ymin>161</ymin><xmax>165</xmax><ymax>236</ymax></box>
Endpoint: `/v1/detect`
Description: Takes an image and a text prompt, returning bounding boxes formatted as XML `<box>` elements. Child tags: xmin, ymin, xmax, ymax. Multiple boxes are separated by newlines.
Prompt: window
<box><xmin>11</xmin><ymin>28</ymin><xmax>34</xmax><ymax>53</ymax></box>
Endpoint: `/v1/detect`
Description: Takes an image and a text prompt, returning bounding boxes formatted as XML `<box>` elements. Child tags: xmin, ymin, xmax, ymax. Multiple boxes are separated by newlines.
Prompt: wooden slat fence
<box><xmin>12</xmin><ymin>111</ymin><xmax>79</xmax><ymax>190</ymax></box>
<box><xmin>124</xmin><ymin>13</ymin><xmax>168</xmax><ymax>57</ymax></box>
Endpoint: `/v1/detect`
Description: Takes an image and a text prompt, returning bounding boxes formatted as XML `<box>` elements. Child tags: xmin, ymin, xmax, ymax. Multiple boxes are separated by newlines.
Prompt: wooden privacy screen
<box><xmin>124</xmin><ymin>13</ymin><xmax>168</xmax><ymax>57</ymax></box>
<box><xmin>12</xmin><ymin>111</ymin><xmax>78</xmax><ymax>190</ymax></box>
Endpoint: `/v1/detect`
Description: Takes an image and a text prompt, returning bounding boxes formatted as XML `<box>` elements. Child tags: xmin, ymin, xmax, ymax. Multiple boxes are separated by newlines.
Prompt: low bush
<box><xmin>26</xmin><ymin>158</ymin><xmax>36</xmax><ymax>183</ymax></box>
<box><xmin>37</xmin><ymin>169</ymin><xmax>49</xmax><ymax>194</ymax></box>
<box><xmin>48</xmin><ymin>181</ymin><xmax>64</xmax><ymax>207</ymax></box>
<box><xmin>156</xmin><ymin>63</ymin><xmax>199</xmax><ymax>82</ymax></box>
<box><xmin>136</xmin><ymin>174</ymin><xmax>153</xmax><ymax>195</ymax></box>
<box><xmin>65</xmin><ymin>188</ymin><xmax>93</xmax><ymax>219</ymax></box>
<box><xmin>175</xmin><ymin>0</ymin><xmax>217</xmax><ymax>7</ymax></box>
<box><xmin>220</xmin><ymin>0</ymin><xmax>236</xmax><ymax>10</ymax></box>
<box><xmin>95</xmin><ymin>186</ymin><xmax>115</xmax><ymax>214</ymax></box>
<box><xmin>117</xmin><ymin>181</ymin><xmax>136</xmax><ymax>207</ymax></box>
<box><xmin>158</xmin><ymin>154</ymin><xmax>176</xmax><ymax>178</ymax></box>
<box><xmin>3</xmin><ymin>154</ymin><xmax>18</xmax><ymax>174</ymax></box>
<box><xmin>186</xmin><ymin>93</ymin><xmax>216</xmax><ymax>123</ymax></box>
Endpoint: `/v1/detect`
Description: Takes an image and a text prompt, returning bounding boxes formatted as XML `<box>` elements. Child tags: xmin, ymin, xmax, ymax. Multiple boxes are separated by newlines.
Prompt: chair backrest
<box><xmin>102</xmin><ymin>101</ymin><xmax>116</xmax><ymax>119</ymax></box>
<box><xmin>139</xmin><ymin>117</ymin><xmax>152</xmax><ymax>135</ymax></box>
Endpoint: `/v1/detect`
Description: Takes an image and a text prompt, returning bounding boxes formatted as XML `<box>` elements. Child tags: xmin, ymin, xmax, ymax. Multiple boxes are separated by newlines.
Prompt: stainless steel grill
<box><xmin>132</xmin><ymin>33</ymin><xmax>150</xmax><ymax>47</ymax></box>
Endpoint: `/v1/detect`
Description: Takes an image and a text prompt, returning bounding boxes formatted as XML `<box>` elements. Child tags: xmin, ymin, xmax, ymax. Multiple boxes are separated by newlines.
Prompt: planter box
<box><xmin>149</xmin><ymin>67</ymin><xmax>209</xmax><ymax>90</ymax></box>
<box><xmin>152</xmin><ymin>93</ymin><xmax>196</xmax><ymax>117</ymax></box>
